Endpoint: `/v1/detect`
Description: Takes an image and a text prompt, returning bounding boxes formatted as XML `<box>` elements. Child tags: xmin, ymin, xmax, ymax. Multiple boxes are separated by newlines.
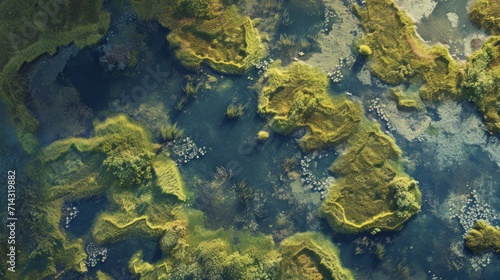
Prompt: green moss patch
<box><xmin>280</xmin><ymin>232</ymin><xmax>354</xmax><ymax>280</ymax></box>
<box><xmin>132</xmin><ymin>0</ymin><xmax>266</xmax><ymax>74</ymax></box>
<box><xmin>258</xmin><ymin>61</ymin><xmax>363</xmax><ymax>151</ymax></box>
<box><xmin>469</xmin><ymin>0</ymin><xmax>500</xmax><ymax>35</ymax></box>
<box><xmin>322</xmin><ymin>127</ymin><xmax>421</xmax><ymax>233</ymax></box>
<box><xmin>0</xmin><ymin>0</ymin><xmax>110</xmax><ymax>154</ymax></box>
<box><xmin>257</xmin><ymin>61</ymin><xmax>421</xmax><ymax>234</ymax></box>
<box><xmin>465</xmin><ymin>220</ymin><xmax>500</xmax><ymax>254</ymax></box>
<box><xmin>354</xmin><ymin>0</ymin><xmax>463</xmax><ymax>101</ymax></box>
<box><xmin>463</xmin><ymin>36</ymin><xmax>500</xmax><ymax>133</ymax></box>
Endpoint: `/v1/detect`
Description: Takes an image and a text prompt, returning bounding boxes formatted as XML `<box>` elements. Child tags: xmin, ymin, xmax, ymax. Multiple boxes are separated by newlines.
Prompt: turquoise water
<box><xmin>2</xmin><ymin>1</ymin><xmax>500</xmax><ymax>279</ymax></box>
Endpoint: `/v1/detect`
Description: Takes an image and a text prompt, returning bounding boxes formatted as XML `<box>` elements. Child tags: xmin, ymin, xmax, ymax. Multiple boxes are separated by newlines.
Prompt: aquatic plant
<box><xmin>280</xmin><ymin>232</ymin><xmax>354</xmax><ymax>280</ymax></box>
<box><xmin>213</xmin><ymin>166</ymin><xmax>233</xmax><ymax>185</ymax></box>
<box><xmin>465</xmin><ymin>220</ymin><xmax>500</xmax><ymax>254</ymax></box>
<box><xmin>0</xmin><ymin>0</ymin><xmax>110</xmax><ymax>154</ymax></box>
<box><xmin>176</xmin><ymin>96</ymin><xmax>189</xmax><ymax>111</ymax></box>
<box><xmin>226</xmin><ymin>103</ymin><xmax>245</xmax><ymax>119</ymax></box>
<box><xmin>463</xmin><ymin>36</ymin><xmax>500</xmax><ymax>133</ymax></box>
<box><xmin>354</xmin><ymin>0</ymin><xmax>464</xmax><ymax>101</ymax></box>
<box><xmin>161</xmin><ymin>123</ymin><xmax>184</xmax><ymax>141</ymax></box>
<box><xmin>277</xmin><ymin>34</ymin><xmax>297</xmax><ymax>49</ymax></box>
<box><xmin>469</xmin><ymin>0</ymin><xmax>500</xmax><ymax>35</ymax></box>
<box><xmin>375</xmin><ymin>243</ymin><xmax>386</xmax><ymax>260</ymax></box>
<box><xmin>183</xmin><ymin>79</ymin><xmax>201</xmax><ymax>97</ymax></box>
<box><xmin>257</xmin><ymin>130</ymin><xmax>270</xmax><ymax>141</ymax></box>
<box><xmin>233</xmin><ymin>180</ymin><xmax>255</xmax><ymax>208</ymax></box>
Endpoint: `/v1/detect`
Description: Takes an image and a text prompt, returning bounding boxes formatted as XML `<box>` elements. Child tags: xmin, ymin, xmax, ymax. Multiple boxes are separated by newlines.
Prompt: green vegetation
<box><xmin>257</xmin><ymin>130</ymin><xmax>270</xmax><ymax>141</ymax></box>
<box><xmin>152</xmin><ymin>155</ymin><xmax>187</xmax><ymax>201</ymax></box>
<box><xmin>463</xmin><ymin>36</ymin><xmax>500</xmax><ymax>133</ymax></box>
<box><xmin>280</xmin><ymin>232</ymin><xmax>354</xmax><ymax>280</ymax></box>
<box><xmin>0</xmin><ymin>0</ymin><xmax>110</xmax><ymax>154</ymax></box>
<box><xmin>322</xmin><ymin>127</ymin><xmax>421</xmax><ymax>233</ymax></box>
<box><xmin>465</xmin><ymin>220</ymin><xmax>500</xmax><ymax>254</ymax></box>
<box><xmin>16</xmin><ymin>115</ymin><xmax>188</xmax><ymax>278</ymax></box>
<box><xmin>389</xmin><ymin>88</ymin><xmax>424</xmax><ymax>110</ymax></box>
<box><xmin>354</xmin><ymin>0</ymin><xmax>463</xmax><ymax>101</ymax></box>
<box><xmin>258</xmin><ymin>61</ymin><xmax>363</xmax><ymax>151</ymax></box>
<box><xmin>469</xmin><ymin>0</ymin><xmax>500</xmax><ymax>35</ymax></box>
<box><xmin>132</xmin><ymin>0</ymin><xmax>266</xmax><ymax>74</ymax></box>
<box><xmin>226</xmin><ymin>103</ymin><xmax>245</xmax><ymax>119</ymax></box>
<box><xmin>359</xmin><ymin>44</ymin><xmax>372</xmax><ymax>56</ymax></box>
<box><xmin>96</xmin><ymin>270</ymin><xmax>114</xmax><ymax>280</ymax></box>
<box><xmin>129</xmin><ymin>209</ymin><xmax>282</xmax><ymax>279</ymax></box>
<box><xmin>258</xmin><ymin>61</ymin><xmax>421</xmax><ymax>234</ymax></box>
<box><xmin>161</xmin><ymin>123</ymin><xmax>184</xmax><ymax>141</ymax></box>
<box><xmin>13</xmin><ymin>198</ymin><xmax>87</xmax><ymax>280</ymax></box>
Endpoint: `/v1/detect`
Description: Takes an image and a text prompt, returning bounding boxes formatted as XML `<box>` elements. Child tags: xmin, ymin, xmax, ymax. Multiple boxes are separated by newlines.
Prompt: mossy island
<box><xmin>465</xmin><ymin>220</ymin><xmax>500</xmax><ymax>254</ymax></box>
<box><xmin>132</xmin><ymin>0</ymin><xmax>267</xmax><ymax>74</ymax></box>
<box><xmin>257</xmin><ymin>60</ymin><xmax>421</xmax><ymax>234</ymax></box>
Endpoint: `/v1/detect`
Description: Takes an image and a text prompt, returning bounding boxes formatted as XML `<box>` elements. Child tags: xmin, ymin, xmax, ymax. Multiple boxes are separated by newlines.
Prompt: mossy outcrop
<box><xmin>389</xmin><ymin>88</ymin><xmax>424</xmax><ymax>110</ymax></box>
<box><xmin>322</xmin><ymin>127</ymin><xmax>421</xmax><ymax>233</ymax></box>
<box><xmin>20</xmin><ymin>115</ymin><xmax>186</xmax><ymax>278</ymax></box>
<box><xmin>463</xmin><ymin>36</ymin><xmax>500</xmax><ymax>133</ymax></box>
<box><xmin>15</xmin><ymin>199</ymin><xmax>87</xmax><ymax>280</ymax></box>
<box><xmin>257</xmin><ymin>61</ymin><xmax>421</xmax><ymax>234</ymax></box>
<box><xmin>354</xmin><ymin>0</ymin><xmax>463</xmax><ymax>101</ymax></box>
<box><xmin>0</xmin><ymin>0</ymin><xmax>110</xmax><ymax>154</ymax></box>
<box><xmin>258</xmin><ymin>61</ymin><xmax>363</xmax><ymax>151</ymax></box>
<box><xmin>129</xmin><ymin>209</ymin><xmax>282</xmax><ymax>280</ymax></box>
<box><xmin>469</xmin><ymin>0</ymin><xmax>500</xmax><ymax>35</ymax></box>
<box><xmin>280</xmin><ymin>232</ymin><xmax>354</xmax><ymax>280</ymax></box>
<box><xmin>465</xmin><ymin>220</ymin><xmax>500</xmax><ymax>254</ymax></box>
<box><xmin>132</xmin><ymin>0</ymin><xmax>266</xmax><ymax>74</ymax></box>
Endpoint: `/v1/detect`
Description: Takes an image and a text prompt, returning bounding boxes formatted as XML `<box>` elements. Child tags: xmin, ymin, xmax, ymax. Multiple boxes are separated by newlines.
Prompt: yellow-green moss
<box><xmin>463</xmin><ymin>36</ymin><xmax>500</xmax><ymax>133</ymax></box>
<box><xmin>96</xmin><ymin>270</ymin><xmax>114</xmax><ymax>280</ymax></box>
<box><xmin>132</xmin><ymin>0</ymin><xmax>266</xmax><ymax>74</ymax></box>
<box><xmin>469</xmin><ymin>0</ymin><xmax>500</xmax><ymax>35</ymax></box>
<box><xmin>129</xmin><ymin>208</ymin><xmax>281</xmax><ymax>279</ymax></box>
<box><xmin>257</xmin><ymin>130</ymin><xmax>270</xmax><ymax>141</ymax></box>
<box><xmin>280</xmin><ymin>232</ymin><xmax>354</xmax><ymax>280</ymax></box>
<box><xmin>18</xmin><ymin>199</ymin><xmax>87</xmax><ymax>280</ymax></box>
<box><xmin>389</xmin><ymin>88</ymin><xmax>424</xmax><ymax>110</ymax></box>
<box><xmin>258</xmin><ymin>61</ymin><xmax>363</xmax><ymax>151</ymax></box>
<box><xmin>321</xmin><ymin>126</ymin><xmax>421</xmax><ymax>233</ymax></box>
<box><xmin>465</xmin><ymin>220</ymin><xmax>500</xmax><ymax>254</ymax></box>
<box><xmin>0</xmin><ymin>0</ymin><xmax>110</xmax><ymax>154</ymax></box>
<box><xmin>258</xmin><ymin>61</ymin><xmax>421</xmax><ymax>233</ymax></box>
<box><xmin>359</xmin><ymin>44</ymin><xmax>372</xmax><ymax>56</ymax></box>
<box><xmin>38</xmin><ymin>115</ymin><xmax>161</xmax><ymax>201</ymax></box>
<box><xmin>354</xmin><ymin>0</ymin><xmax>464</xmax><ymax>101</ymax></box>
<box><xmin>153</xmin><ymin>155</ymin><xmax>187</xmax><ymax>201</ymax></box>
